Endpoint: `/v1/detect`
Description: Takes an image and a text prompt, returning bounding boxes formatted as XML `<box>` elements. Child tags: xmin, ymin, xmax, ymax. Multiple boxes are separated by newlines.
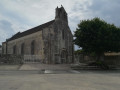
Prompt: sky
<box><xmin>0</xmin><ymin>0</ymin><xmax>120</xmax><ymax>50</ymax></box>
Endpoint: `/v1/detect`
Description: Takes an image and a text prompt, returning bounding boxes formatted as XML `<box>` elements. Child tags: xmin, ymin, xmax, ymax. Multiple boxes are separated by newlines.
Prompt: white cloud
<box><xmin>0</xmin><ymin>20</ymin><xmax>15</xmax><ymax>44</ymax></box>
<box><xmin>0</xmin><ymin>0</ymin><xmax>93</xmax><ymax>33</ymax></box>
<box><xmin>0</xmin><ymin>0</ymin><xmax>120</xmax><ymax>50</ymax></box>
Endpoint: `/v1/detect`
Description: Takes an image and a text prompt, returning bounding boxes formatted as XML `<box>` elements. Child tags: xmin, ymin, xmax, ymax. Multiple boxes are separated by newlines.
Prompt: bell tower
<box><xmin>55</xmin><ymin>5</ymin><xmax>68</xmax><ymax>23</ymax></box>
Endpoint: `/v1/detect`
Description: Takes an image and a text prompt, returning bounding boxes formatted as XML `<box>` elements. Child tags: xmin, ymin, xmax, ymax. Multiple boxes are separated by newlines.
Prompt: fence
<box><xmin>23</xmin><ymin>55</ymin><xmax>42</xmax><ymax>63</ymax></box>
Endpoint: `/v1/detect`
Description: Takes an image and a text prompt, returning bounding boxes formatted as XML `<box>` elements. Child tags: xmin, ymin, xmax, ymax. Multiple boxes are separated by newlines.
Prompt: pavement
<box><xmin>0</xmin><ymin>64</ymin><xmax>21</xmax><ymax>70</ymax></box>
<box><xmin>0</xmin><ymin>70</ymin><xmax>120</xmax><ymax>90</ymax></box>
<box><xmin>0</xmin><ymin>64</ymin><xmax>120</xmax><ymax>90</ymax></box>
<box><xmin>19</xmin><ymin>63</ymin><xmax>71</xmax><ymax>70</ymax></box>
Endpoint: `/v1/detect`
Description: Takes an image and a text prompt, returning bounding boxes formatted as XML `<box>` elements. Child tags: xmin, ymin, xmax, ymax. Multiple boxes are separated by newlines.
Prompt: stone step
<box><xmin>71</xmin><ymin>65</ymin><xmax>118</xmax><ymax>70</ymax></box>
<box><xmin>71</xmin><ymin>66</ymin><xmax>101</xmax><ymax>70</ymax></box>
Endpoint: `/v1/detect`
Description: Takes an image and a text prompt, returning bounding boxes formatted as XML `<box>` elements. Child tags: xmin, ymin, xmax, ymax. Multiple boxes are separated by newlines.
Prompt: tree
<box><xmin>74</xmin><ymin>18</ymin><xmax>120</xmax><ymax>61</ymax></box>
<box><xmin>74</xmin><ymin>49</ymin><xmax>83</xmax><ymax>55</ymax></box>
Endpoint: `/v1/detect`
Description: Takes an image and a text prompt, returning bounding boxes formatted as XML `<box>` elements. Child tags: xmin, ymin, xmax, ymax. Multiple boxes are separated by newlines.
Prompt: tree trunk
<box><xmin>96</xmin><ymin>53</ymin><xmax>104</xmax><ymax>62</ymax></box>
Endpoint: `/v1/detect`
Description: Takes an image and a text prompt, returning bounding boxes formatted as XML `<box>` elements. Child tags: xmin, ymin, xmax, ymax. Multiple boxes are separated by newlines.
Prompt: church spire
<box><xmin>55</xmin><ymin>5</ymin><xmax>68</xmax><ymax>23</ymax></box>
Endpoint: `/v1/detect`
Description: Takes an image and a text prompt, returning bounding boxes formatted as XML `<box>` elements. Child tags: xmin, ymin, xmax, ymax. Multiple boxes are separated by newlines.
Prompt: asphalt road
<box><xmin>0</xmin><ymin>70</ymin><xmax>120</xmax><ymax>90</ymax></box>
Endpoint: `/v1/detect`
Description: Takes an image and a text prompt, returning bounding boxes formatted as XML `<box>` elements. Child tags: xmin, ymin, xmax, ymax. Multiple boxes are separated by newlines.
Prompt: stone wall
<box><xmin>2</xmin><ymin>6</ymin><xmax>74</xmax><ymax>64</ymax></box>
<box><xmin>2</xmin><ymin>42</ymin><xmax>6</xmax><ymax>54</ymax></box>
<box><xmin>0</xmin><ymin>54</ymin><xmax>23</xmax><ymax>64</ymax></box>
<box><xmin>52</xmin><ymin>20</ymin><xmax>73</xmax><ymax>64</ymax></box>
<box><xmin>6</xmin><ymin>30</ymin><xmax>45</xmax><ymax>60</ymax></box>
<box><xmin>75</xmin><ymin>54</ymin><xmax>120</xmax><ymax>66</ymax></box>
<box><xmin>0</xmin><ymin>47</ymin><xmax>2</xmax><ymax>54</ymax></box>
<box><xmin>104</xmin><ymin>56</ymin><xmax>120</xmax><ymax>65</ymax></box>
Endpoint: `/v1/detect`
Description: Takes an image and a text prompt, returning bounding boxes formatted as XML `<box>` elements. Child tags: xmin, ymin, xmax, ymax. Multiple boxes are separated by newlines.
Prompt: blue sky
<box><xmin>0</xmin><ymin>0</ymin><xmax>120</xmax><ymax>50</ymax></box>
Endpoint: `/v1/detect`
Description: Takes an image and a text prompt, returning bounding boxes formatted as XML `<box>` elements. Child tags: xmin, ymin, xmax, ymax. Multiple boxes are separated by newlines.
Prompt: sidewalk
<box><xmin>19</xmin><ymin>63</ymin><xmax>71</xmax><ymax>70</ymax></box>
<box><xmin>0</xmin><ymin>64</ymin><xmax>21</xmax><ymax>70</ymax></box>
<box><xmin>0</xmin><ymin>71</ymin><xmax>120</xmax><ymax>90</ymax></box>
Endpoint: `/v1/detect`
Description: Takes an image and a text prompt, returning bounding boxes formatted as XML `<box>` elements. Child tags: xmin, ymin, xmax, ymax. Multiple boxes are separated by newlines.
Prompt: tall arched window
<box><xmin>13</xmin><ymin>45</ymin><xmax>16</xmax><ymax>54</ymax></box>
<box><xmin>21</xmin><ymin>43</ymin><xmax>24</xmax><ymax>55</ymax></box>
<box><xmin>62</xmin><ymin>29</ymin><xmax>64</xmax><ymax>39</ymax></box>
<box><xmin>31</xmin><ymin>40</ymin><xmax>35</xmax><ymax>55</ymax></box>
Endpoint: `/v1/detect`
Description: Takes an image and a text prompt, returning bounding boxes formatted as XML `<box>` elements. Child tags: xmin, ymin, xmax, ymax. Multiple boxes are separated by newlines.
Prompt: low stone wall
<box><xmin>104</xmin><ymin>56</ymin><xmax>120</xmax><ymax>66</ymax></box>
<box><xmin>74</xmin><ymin>54</ymin><xmax>95</xmax><ymax>64</ymax></box>
<box><xmin>74</xmin><ymin>54</ymin><xmax>120</xmax><ymax>66</ymax></box>
<box><xmin>0</xmin><ymin>54</ymin><xmax>23</xmax><ymax>64</ymax></box>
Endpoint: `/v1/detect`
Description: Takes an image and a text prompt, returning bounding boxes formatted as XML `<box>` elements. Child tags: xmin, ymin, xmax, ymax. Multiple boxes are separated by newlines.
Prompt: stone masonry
<box><xmin>2</xmin><ymin>6</ymin><xmax>74</xmax><ymax>64</ymax></box>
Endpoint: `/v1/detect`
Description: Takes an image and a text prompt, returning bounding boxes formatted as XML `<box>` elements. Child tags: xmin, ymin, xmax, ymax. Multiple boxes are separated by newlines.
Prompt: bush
<box><xmin>88</xmin><ymin>61</ymin><xmax>109</xmax><ymax>70</ymax></box>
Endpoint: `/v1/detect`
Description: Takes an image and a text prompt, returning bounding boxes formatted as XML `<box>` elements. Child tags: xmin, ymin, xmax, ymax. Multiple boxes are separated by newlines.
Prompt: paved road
<box><xmin>19</xmin><ymin>63</ymin><xmax>71</xmax><ymax>70</ymax></box>
<box><xmin>0</xmin><ymin>70</ymin><xmax>120</xmax><ymax>90</ymax></box>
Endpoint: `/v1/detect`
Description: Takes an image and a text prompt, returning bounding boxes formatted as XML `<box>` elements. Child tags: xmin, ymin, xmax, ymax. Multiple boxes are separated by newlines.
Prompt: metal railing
<box><xmin>23</xmin><ymin>55</ymin><xmax>42</xmax><ymax>63</ymax></box>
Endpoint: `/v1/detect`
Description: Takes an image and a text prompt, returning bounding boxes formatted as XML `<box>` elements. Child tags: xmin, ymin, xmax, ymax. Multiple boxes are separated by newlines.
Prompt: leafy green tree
<box><xmin>74</xmin><ymin>49</ymin><xmax>83</xmax><ymax>55</ymax></box>
<box><xmin>74</xmin><ymin>18</ymin><xmax>120</xmax><ymax>61</ymax></box>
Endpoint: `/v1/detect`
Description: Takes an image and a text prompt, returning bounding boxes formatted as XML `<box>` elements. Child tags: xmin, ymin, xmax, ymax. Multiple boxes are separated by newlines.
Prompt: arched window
<box><xmin>13</xmin><ymin>45</ymin><xmax>16</xmax><ymax>54</ymax></box>
<box><xmin>21</xmin><ymin>43</ymin><xmax>24</xmax><ymax>55</ymax></box>
<box><xmin>31</xmin><ymin>40</ymin><xmax>35</xmax><ymax>55</ymax></box>
<box><xmin>62</xmin><ymin>29</ymin><xmax>64</xmax><ymax>39</ymax></box>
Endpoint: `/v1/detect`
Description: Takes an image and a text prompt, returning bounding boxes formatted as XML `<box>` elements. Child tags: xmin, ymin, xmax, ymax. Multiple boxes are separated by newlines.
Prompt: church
<box><xmin>2</xmin><ymin>6</ymin><xmax>74</xmax><ymax>64</ymax></box>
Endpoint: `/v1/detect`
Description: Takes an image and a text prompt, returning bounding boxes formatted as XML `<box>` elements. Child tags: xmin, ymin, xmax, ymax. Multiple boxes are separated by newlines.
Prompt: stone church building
<box><xmin>2</xmin><ymin>6</ymin><xmax>74</xmax><ymax>64</ymax></box>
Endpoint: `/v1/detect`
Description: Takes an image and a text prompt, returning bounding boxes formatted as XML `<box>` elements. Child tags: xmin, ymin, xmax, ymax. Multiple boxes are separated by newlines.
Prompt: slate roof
<box><xmin>7</xmin><ymin>20</ymin><xmax>55</xmax><ymax>41</ymax></box>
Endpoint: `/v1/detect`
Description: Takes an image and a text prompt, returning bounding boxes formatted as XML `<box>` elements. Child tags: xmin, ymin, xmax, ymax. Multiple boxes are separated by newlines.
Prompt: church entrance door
<box><xmin>61</xmin><ymin>49</ymin><xmax>68</xmax><ymax>64</ymax></box>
